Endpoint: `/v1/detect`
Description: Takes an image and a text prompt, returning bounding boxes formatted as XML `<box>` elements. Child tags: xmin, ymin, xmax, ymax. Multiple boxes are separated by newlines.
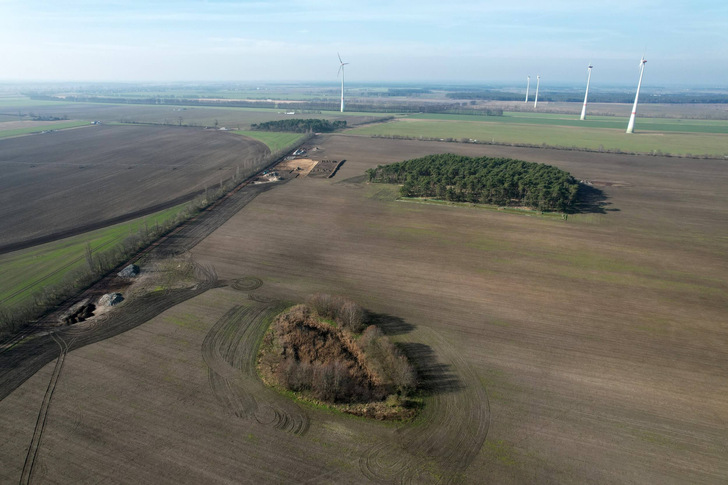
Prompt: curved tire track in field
<box><xmin>19</xmin><ymin>332</ymin><xmax>76</xmax><ymax>485</ymax></box>
<box><xmin>247</xmin><ymin>292</ymin><xmax>278</xmax><ymax>304</ymax></box>
<box><xmin>230</xmin><ymin>276</ymin><xmax>263</xmax><ymax>292</ymax></box>
<box><xmin>4</xmin><ymin>269</ymin><xmax>218</xmax><ymax>482</ymax></box>
<box><xmin>359</xmin><ymin>328</ymin><xmax>490</xmax><ymax>484</ymax></box>
<box><xmin>202</xmin><ymin>303</ymin><xmax>309</xmax><ymax>436</ymax></box>
<box><xmin>0</xmin><ymin>268</ymin><xmax>218</xmax><ymax>403</ymax></box>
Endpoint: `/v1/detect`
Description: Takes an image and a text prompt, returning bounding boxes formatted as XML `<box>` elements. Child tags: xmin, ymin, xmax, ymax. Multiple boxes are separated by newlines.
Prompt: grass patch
<box><xmin>348</xmin><ymin>118</ymin><xmax>728</xmax><ymax>157</ymax></box>
<box><xmin>484</xmin><ymin>439</ymin><xmax>519</xmax><ymax>466</ymax></box>
<box><xmin>0</xmin><ymin>203</ymin><xmax>187</xmax><ymax>308</ymax></box>
<box><xmin>410</xmin><ymin>111</ymin><xmax>728</xmax><ymax>134</ymax></box>
<box><xmin>398</xmin><ymin>197</ymin><xmax>566</xmax><ymax>219</ymax></box>
<box><xmin>232</xmin><ymin>130</ymin><xmax>304</xmax><ymax>153</ymax></box>
<box><xmin>0</xmin><ymin>97</ymin><xmax>77</xmax><ymax>108</ymax></box>
<box><xmin>0</xmin><ymin>120</ymin><xmax>91</xmax><ymax>139</ymax></box>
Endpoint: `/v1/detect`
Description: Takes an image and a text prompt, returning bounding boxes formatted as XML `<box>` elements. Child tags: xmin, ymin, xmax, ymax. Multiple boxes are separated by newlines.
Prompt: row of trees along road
<box><xmin>367</xmin><ymin>154</ymin><xmax>580</xmax><ymax>212</ymax></box>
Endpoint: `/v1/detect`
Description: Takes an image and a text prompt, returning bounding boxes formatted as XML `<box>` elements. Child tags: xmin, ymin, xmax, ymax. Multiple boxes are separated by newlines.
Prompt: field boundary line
<box><xmin>19</xmin><ymin>332</ymin><xmax>73</xmax><ymax>485</ymax></box>
<box><xmin>0</xmin><ymin>192</ymin><xmax>202</xmax><ymax>255</ymax></box>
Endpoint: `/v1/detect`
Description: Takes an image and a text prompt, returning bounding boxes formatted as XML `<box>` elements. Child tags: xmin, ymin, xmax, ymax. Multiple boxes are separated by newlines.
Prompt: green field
<box><xmin>410</xmin><ymin>112</ymin><xmax>728</xmax><ymax>134</ymax></box>
<box><xmin>0</xmin><ymin>120</ymin><xmax>91</xmax><ymax>139</ymax></box>
<box><xmin>0</xmin><ymin>204</ymin><xmax>187</xmax><ymax>308</ymax></box>
<box><xmin>348</xmin><ymin>117</ymin><xmax>728</xmax><ymax>156</ymax></box>
<box><xmin>0</xmin><ymin>97</ymin><xmax>78</xmax><ymax>108</ymax></box>
<box><xmin>233</xmin><ymin>131</ymin><xmax>305</xmax><ymax>153</ymax></box>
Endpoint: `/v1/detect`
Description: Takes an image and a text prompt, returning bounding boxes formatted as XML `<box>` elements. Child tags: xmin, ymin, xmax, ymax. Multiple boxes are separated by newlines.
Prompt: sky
<box><xmin>0</xmin><ymin>0</ymin><xmax>726</xmax><ymax>86</ymax></box>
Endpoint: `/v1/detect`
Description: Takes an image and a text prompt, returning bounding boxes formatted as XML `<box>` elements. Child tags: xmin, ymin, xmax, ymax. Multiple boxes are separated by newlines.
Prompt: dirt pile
<box><xmin>98</xmin><ymin>293</ymin><xmax>124</xmax><ymax>307</ymax></box>
<box><xmin>61</xmin><ymin>300</ymin><xmax>95</xmax><ymax>325</ymax></box>
<box><xmin>117</xmin><ymin>264</ymin><xmax>139</xmax><ymax>278</ymax></box>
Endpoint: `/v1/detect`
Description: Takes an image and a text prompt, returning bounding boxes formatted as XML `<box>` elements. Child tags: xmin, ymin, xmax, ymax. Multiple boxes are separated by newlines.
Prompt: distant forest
<box><xmin>250</xmin><ymin>118</ymin><xmax>346</xmax><ymax>133</ymax></box>
<box><xmin>367</xmin><ymin>154</ymin><xmax>580</xmax><ymax>211</ymax></box>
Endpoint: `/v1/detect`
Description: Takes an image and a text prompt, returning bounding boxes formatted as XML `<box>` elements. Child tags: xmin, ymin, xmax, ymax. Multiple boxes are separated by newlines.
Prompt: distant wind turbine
<box><xmin>580</xmin><ymin>63</ymin><xmax>593</xmax><ymax>121</ymax></box>
<box><xmin>337</xmin><ymin>53</ymin><xmax>349</xmax><ymax>113</ymax></box>
<box><xmin>534</xmin><ymin>75</ymin><xmax>540</xmax><ymax>109</ymax></box>
<box><xmin>626</xmin><ymin>57</ymin><xmax>647</xmax><ymax>134</ymax></box>
<box><xmin>525</xmin><ymin>76</ymin><xmax>530</xmax><ymax>103</ymax></box>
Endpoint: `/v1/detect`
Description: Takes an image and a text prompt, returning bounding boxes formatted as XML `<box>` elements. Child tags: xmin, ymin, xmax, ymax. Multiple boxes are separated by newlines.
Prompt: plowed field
<box><xmin>1</xmin><ymin>134</ymin><xmax>726</xmax><ymax>483</ymax></box>
<box><xmin>0</xmin><ymin>124</ymin><xmax>268</xmax><ymax>248</ymax></box>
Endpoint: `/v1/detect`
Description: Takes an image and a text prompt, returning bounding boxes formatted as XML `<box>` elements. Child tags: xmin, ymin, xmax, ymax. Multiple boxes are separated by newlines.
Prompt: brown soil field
<box><xmin>0</xmin><ymin>124</ymin><xmax>269</xmax><ymax>247</ymax></box>
<box><xmin>1</xmin><ymin>134</ymin><xmax>727</xmax><ymax>483</ymax></box>
<box><xmin>1</xmin><ymin>100</ymin><xmax>387</xmax><ymax>128</ymax></box>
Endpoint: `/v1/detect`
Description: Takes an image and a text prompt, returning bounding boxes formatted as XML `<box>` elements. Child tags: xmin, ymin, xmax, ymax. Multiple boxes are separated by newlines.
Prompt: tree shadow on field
<box><xmin>367</xmin><ymin>312</ymin><xmax>415</xmax><ymax>336</ymax></box>
<box><xmin>398</xmin><ymin>342</ymin><xmax>463</xmax><ymax>395</ymax></box>
<box><xmin>366</xmin><ymin>312</ymin><xmax>462</xmax><ymax>395</ymax></box>
<box><xmin>572</xmin><ymin>183</ymin><xmax>612</xmax><ymax>214</ymax></box>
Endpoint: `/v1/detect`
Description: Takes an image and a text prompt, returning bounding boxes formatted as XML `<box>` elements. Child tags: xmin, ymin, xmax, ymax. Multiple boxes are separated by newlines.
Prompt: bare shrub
<box><xmin>262</xmin><ymin>302</ymin><xmax>417</xmax><ymax>409</ymax></box>
<box><xmin>361</xmin><ymin>325</ymin><xmax>384</xmax><ymax>348</ymax></box>
<box><xmin>307</xmin><ymin>293</ymin><xmax>337</xmax><ymax>319</ymax></box>
<box><xmin>338</xmin><ymin>300</ymin><xmax>365</xmax><ymax>333</ymax></box>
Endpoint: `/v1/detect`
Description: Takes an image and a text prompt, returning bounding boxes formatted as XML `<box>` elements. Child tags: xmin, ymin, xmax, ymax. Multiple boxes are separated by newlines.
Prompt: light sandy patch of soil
<box><xmin>275</xmin><ymin>158</ymin><xmax>319</xmax><ymax>177</ymax></box>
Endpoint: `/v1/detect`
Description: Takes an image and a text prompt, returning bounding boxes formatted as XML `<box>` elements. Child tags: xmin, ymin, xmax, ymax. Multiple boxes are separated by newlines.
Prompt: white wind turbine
<box><xmin>533</xmin><ymin>75</ymin><xmax>540</xmax><ymax>109</ymax></box>
<box><xmin>338</xmin><ymin>53</ymin><xmax>349</xmax><ymax>113</ymax></box>
<box><xmin>626</xmin><ymin>57</ymin><xmax>647</xmax><ymax>134</ymax></box>
<box><xmin>525</xmin><ymin>76</ymin><xmax>530</xmax><ymax>103</ymax></box>
<box><xmin>580</xmin><ymin>63</ymin><xmax>593</xmax><ymax>121</ymax></box>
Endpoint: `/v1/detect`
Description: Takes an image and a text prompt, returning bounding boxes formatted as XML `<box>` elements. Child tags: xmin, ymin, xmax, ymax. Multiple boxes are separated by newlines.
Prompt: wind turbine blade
<box><xmin>338</xmin><ymin>52</ymin><xmax>343</xmax><ymax>64</ymax></box>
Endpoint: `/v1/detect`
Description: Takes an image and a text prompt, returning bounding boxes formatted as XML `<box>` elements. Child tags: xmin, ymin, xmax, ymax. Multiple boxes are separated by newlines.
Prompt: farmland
<box><xmin>233</xmin><ymin>130</ymin><xmax>305</xmax><ymax>153</ymax></box>
<box><xmin>0</xmin><ymin>120</ymin><xmax>92</xmax><ymax>139</ymax></box>
<box><xmin>0</xmin><ymin>203</ymin><xmax>187</xmax><ymax>309</ymax></box>
<box><xmin>0</xmin><ymin>124</ymin><xmax>269</xmax><ymax>248</ymax></box>
<box><xmin>409</xmin><ymin>111</ymin><xmax>728</xmax><ymax>134</ymax></box>
<box><xmin>348</xmin><ymin>116</ymin><xmax>728</xmax><ymax>157</ymax></box>
<box><xmin>0</xmin><ymin>96</ymin><xmax>389</xmax><ymax>130</ymax></box>
<box><xmin>1</xmin><ymin>132</ymin><xmax>726</xmax><ymax>483</ymax></box>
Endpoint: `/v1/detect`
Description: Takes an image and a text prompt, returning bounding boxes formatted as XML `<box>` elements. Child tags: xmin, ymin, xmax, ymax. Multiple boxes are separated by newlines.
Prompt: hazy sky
<box><xmin>1</xmin><ymin>0</ymin><xmax>726</xmax><ymax>86</ymax></box>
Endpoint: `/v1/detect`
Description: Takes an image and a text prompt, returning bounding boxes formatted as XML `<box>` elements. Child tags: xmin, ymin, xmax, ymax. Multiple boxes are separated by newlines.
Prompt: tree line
<box><xmin>250</xmin><ymin>118</ymin><xmax>346</xmax><ymax>133</ymax></box>
<box><xmin>366</xmin><ymin>154</ymin><xmax>580</xmax><ymax>212</ymax></box>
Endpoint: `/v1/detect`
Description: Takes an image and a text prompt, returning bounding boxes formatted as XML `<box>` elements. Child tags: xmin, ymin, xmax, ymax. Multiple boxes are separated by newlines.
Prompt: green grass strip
<box><xmin>348</xmin><ymin>119</ymin><xmax>728</xmax><ymax>156</ymax></box>
<box><xmin>0</xmin><ymin>203</ymin><xmax>187</xmax><ymax>307</ymax></box>
<box><xmin>0</xmin><ymin>121</ymin><xmax>91</xmax><ymax>139</ymax></box>
<box><xmin>233</xmin><ymin>130</ymin><xmax>305</xmax><ymax>153</ymax></box>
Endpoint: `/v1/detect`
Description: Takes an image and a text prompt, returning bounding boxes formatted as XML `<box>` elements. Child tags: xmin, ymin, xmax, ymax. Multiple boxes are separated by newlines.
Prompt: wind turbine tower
<box><xmin>525</xmin><ymin>76</ymin><xmax>530</xmax><ymax>103</ymax></box>
<box><xmin>337</xmin><ymin>53</ymin><xmax>349</xmax><ymax>113</ymax></box>
<box><xmin>626</xmin><ymin>57</ymin><xmax>647</xmax><ymax>134</ymax></box>
<box><xmin>534</xmin><ymin>75</ymin><xmax>540</xmax><ymax>109</ymax></box>
<box><xmin>580</xmin><ymin>63</ymin><xmax>593</xmax><ymax>121</ymax></box>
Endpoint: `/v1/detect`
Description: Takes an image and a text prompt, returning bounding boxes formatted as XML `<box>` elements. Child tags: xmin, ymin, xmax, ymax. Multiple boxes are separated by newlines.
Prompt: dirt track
<box><xmin>1</xmin><ymin>134</ymin><xmax>727</xmax><ymax>483</ymax></box>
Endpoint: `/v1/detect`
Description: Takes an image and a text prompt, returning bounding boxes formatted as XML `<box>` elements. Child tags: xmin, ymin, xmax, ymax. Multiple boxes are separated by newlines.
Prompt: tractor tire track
<box><xmin>359</xmin><ymin>327</ymin><xmax>490</xmax><ymax>484</ymax></box>
<box><xmin>230</xmin><ymin>276</ymin><xmax>263</xmax><ymax>292</ymax></box>
<box><xmin>19</xmin><ymin>332</ymin><xmax>75</xmax><ymax>485</ymax></box>
<box><xmin>202</xmin><ymin>302</ymin><xmax>309</xmax><ymax>436</ymax></box>
<box><xmin>0</xmin><ymin>266</ymin><xmax>218</xmax><ymax>403</ymax></box>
